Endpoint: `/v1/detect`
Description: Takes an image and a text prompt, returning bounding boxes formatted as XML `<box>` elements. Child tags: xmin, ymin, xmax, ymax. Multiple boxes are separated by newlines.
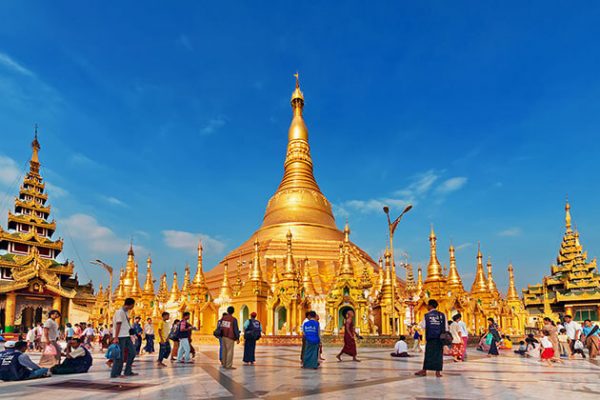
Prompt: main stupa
<box><xmin>205</xmin><ymin>76</ymin><xmax>378</xmax><ymax>295</ymax></box>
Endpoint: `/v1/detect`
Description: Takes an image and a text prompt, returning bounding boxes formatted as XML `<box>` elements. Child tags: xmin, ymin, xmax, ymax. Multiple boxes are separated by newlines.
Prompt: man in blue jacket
<box><xmin>0</xmin><ymin>341</ymin><xmax>50</xmax><ymax>381</ymax></box>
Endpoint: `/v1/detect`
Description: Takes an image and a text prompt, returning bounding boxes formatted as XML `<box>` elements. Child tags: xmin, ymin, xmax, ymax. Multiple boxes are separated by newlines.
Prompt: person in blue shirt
<box><xmin>302</xmin><ymin>311</ymin><xmax>320</xmax><ymax>369</ymax></box>
<box><xmin>0</xmin><ymin>341</ymin><xmax>50</xmax><ymax>381</ymax></box>
<box><xmin>415</xmin><ymin>299</ymin><xmax>448</xmax><ymax>378</ymax></box>
<box><xmin>132</xmin><ymin>316</ymin><xmax>143</xmax><ymax>355</ymax></box>
<box><xmin>243</xmin><ymin>312</ymin><xmax>262</xmax><ymax>365</ymax></box>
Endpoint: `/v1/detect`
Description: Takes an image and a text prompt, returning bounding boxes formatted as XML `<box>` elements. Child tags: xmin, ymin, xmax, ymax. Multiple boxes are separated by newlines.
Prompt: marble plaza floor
<box><xmin>1</xmin><ymin>345</ymin><xmax>600</xmax><ymax>400</ymax></box>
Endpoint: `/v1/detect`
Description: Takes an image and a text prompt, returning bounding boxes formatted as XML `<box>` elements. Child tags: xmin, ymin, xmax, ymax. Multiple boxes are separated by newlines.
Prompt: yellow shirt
<box><xmin>504</xmin><ymin>339</ymin><xmax>513</xmax><ymax>349</ymax></box>
<box><xmin>157</xmin><ymin>320</ymin><xmax>171</xmax><ymax>342</ymax></box>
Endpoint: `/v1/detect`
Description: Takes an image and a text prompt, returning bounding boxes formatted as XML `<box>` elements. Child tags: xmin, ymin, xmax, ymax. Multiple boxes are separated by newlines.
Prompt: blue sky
<box><xmin>1</xmin><ymin>2</ymin><xmax>599</xmax><ymax>294</ymax></box>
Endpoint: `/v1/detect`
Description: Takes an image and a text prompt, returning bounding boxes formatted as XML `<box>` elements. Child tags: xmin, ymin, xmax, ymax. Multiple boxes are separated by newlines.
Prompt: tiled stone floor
<box><xmin>1</xmin><ymin>345</ymin><xmax>599</xmax><ymax>399</ymax></box>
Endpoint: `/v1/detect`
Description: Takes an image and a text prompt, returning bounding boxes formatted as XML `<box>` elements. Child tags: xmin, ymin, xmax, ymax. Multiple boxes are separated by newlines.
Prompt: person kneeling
<box><xmin>391</xmin><ymin>335</ymin><xmax>411</xmax><ymax>357</ymax></box>
<box><xmin>0</xmin><ymin>341</ymin><xmax>50</xmax><ymax>381</ymax></box>
<box><xmin>51</xmin><ymin>338</ymin><xmax>93</xmax><ymax>375</ymax></box>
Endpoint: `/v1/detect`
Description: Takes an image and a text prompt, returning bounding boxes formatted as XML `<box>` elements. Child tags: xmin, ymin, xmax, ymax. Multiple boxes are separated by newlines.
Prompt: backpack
<box><xmin>244</xmin><ymin>319</ymin><xmax>262</xmax><ymax>341</ymax></box>
<box><xmin>168</xmin><ymin>324</ymin><xmax>180</xmax><ymax>341</ymax></box>
<box><xmin>213</xmin><ymin>320</ymin><xmax>223</xmax><ymax>338</ymax></box>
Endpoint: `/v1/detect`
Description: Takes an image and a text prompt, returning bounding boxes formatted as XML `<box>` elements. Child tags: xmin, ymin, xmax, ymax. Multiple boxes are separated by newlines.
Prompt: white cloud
<box><xmin>45</xmin><ymin>182</ymin><xmax>68</xmax><ymax>198</ymax></box>
<box><xmin>343</xmin><ymin>170</ymin><xmax>437</xmax><ymax>214</ymax></box>
<box><xmin>436</xmin><ymin>177</ymin><xmax>467</xmax><ymax>194</ymax></box>
<box><xmin>0</xmin><ymin>155</ymin><xmax>22</xmax><ymax>186</ymax></box>
<box><xmin>162</xmin><ymin>230</ymin><xmax>226</xmax><ymax>255</ymax></box>
<box><xmin>0</xmin><ymin>52</ymin><xmax>35</xmax><ymax>77</ymax></box>
<box><xmin>498</xmin><ymin>227</ymin><xmax>522</xmax><ymax>237</ymax></box>
<box><xmin>69</xmin><ymin>153</ymin><xmax>102</xmax><ymax>169</ymax></box>
<box><xmin>394</xmin><ymin>170</ymin><xmax>439</xmax><ymax>199</ymax></box>
<box><xmin>455</xmin><ymin>242</ymin><xmax>472</xmax><ymax>251</ymax></box>
<box><xmin>62</xmin><ymin>213</ymin><xmax>145</xmax><ymax>255</ymax></box>
<box><xmin>104</xmin><ymin>196</ymin><xmax>126</xmax><ymax>207</ymax></box>
<box><xmin>200</xmin><ymin>117</ymin><xmax>226</xmax><ymax>136</ymax></box>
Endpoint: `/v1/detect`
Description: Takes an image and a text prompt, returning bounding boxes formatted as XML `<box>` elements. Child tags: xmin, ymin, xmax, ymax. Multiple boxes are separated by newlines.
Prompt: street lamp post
<box><xmin>383</xmin><ymin>204</ymin><xmax>412</xmax><ymax>336</ymax></box>
<box><xmin>91</xmin><ymin>259</ymin><xmax>114</xmax><ymax>312</ymax></box>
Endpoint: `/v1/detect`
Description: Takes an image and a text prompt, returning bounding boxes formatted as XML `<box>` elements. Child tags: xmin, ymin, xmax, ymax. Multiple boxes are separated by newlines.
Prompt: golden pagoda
<box><xmin>0</xmin><ymin>130</ymin><xmax>95</xmax><ymax>333</ymax></box>
<box><xmin>523</xmin><ymin>200</ymin><xmax>600</xmax><ymax>323</ymax></box>
<box><xmin>204</xmin><ymin>76</ymin><xmax>381</xmax><ymax>335</ymax></box>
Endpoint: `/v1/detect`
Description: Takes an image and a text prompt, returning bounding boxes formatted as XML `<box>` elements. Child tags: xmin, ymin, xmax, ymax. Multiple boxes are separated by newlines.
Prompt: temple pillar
<box><xmin>5</xmin><ymin>292</ymin><xmax>16</xmax><ymax>333</ymax></box>
<box><xmin>53</xmin><ymin>296</ymin><xmax>62</xmax><ymax>325</ymax></box>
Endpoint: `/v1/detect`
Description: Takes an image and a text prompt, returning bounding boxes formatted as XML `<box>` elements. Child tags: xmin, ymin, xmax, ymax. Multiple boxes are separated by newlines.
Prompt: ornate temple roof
<box><xmin>523</xmin><ymin>200</ymin><xmax>600</xmax><ymax>307</ymax></box>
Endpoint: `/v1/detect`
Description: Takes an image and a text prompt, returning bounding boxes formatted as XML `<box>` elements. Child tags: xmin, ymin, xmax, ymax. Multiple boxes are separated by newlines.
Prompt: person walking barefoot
<box><xmin>336</xmin><ymin>310</ymin><xmax>360</xmax><ymax>362</ymax></box>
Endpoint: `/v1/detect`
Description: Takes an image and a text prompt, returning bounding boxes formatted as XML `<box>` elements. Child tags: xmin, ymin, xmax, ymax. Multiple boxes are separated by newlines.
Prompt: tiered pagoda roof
<box><xmin>523</xmin><ymin>201</ymin><xmax>600</xmax><ymax>308</ymax></box>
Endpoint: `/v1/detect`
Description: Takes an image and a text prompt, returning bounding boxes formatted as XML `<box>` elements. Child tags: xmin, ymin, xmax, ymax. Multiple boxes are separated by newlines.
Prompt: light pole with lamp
<box><xmin>90</xmin><ymin>259</ymin><xmax>114</xmax><ymax>313</ymax></box>
<box><xmin>383</xmin><ymin>204</ymin><xmax>412</xmax><ymax>335</ymax></box>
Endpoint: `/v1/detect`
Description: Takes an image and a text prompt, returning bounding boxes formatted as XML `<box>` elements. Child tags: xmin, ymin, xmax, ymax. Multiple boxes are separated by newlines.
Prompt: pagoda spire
<box><xmin>30</xmin><ymin>125</ymin><xmax>41</xmax><ymax>173</ymax></box>
<box><xmin>416</xmin><ymin>265</ymin><xmax>423</xmax><ymax>294</ymax></box>
<box><xmin>377</xmin><ymin>257</ymin><xmax>384</xmax><ymax>291</ymax></box>
<box><xmin>169</xmin><ymin>271</ymin><xmax>180</xmax><ymax>302</ymax></box>
<box><xmin>143</xmin><ymin>256</ymin><xmax>154</xmax><ymax>296</ymax></box>
<box><xmin>249</xmin><ymin>238</ymin><xmax>263</xmax><ymax>281</ymax></box>
<box><xmin>338</xmin><ymin>236</ymin><xmax>354</xmax><ymax>276</ymax></box>
<box><xmin>270</xmin><ymin>260</ymin><xmax>280</xmax><ymax>293</ymax></box>
<box><xmin>192</xmin><ymin>241</ymin><xmax>206</xmax><ymax>287</ymax></box>
<box><xmin>260</xmin><ymin>75</ymin><xmax>336</xmax><ymax>230</ymax></box>
<box><xmin>181</xmin><ymin>264</ymin><xmax>191</xmax><ymax>295</ymax></box>
<box><xmin>219</xmin><ymin>263</ymin><xmax>233</xmax><ymax>300</ymax></box>
<box><xmin>283</xmin><ymin>230</ymin><xmax>296</xmax><ymax>279</ymax></box>
<box><xmin>471</xmin><ymin>243</ymin><xmax>488</xmax><ymax>294</ymax></box>
<box><xmin>157</xmin><ymin>273</ymin><xmax>169</xmax><ymax>304</ymax></box>
<box><xmin>565</xmin><ymin>198</ymin><xmax>572</xmax><ymax>233</ymax></box>
<box><xmin>384</xmin><ymin>248</ymin><xmax>392</xmax><ymax>285</ymax></box>
<box><xmin>302</xmin><ymin>258</ymin><xmax>317</xmax><ymax>296</ymax></box>
<box><xmin>506</xmin><ymin>263</ymin><xmax>519</xmax><ymax>300</ymax></box>
<box><xmin>447</xmin><ymin>244</ymin><xmax>464</xmax><ymax>290</ymax></box>
<box><xmin>425</xmin><ymin>225</ymin><xmax>444</xmax><ymax>282</ymax></box>
<box><xmin>115</xmin><ymin>268</ymin><xmax>125</xmax><ymax>300</ymax></box>
<box><xmin>486</xmin><ymin>258</ymin><xmax>498</xmax><ymax>293</ymax></box>
<box><xmin>131</xmin><ymin>263</ymin><xmax>141</xmax><ymax>297</ymax></box>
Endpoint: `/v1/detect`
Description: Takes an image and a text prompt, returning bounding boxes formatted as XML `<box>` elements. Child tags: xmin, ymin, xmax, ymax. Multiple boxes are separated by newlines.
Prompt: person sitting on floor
<box><xmin>50</xmin><ymin>338</ymin><xmax>93</xmax><ymax>375</ymax></box>
<box><xmin>391</xmin><ymin>335</ymin><xmax>411</xmax><ymax>357</ymax></box>
<box><xmin>514</xmin><ymin>340</ymin><xmax>527</xmax><ymax>355</ymax></box>
<box><xmin>0</xmin><ymin>341</ymin><xmax>50</xmax><ymax>381</ymax></box>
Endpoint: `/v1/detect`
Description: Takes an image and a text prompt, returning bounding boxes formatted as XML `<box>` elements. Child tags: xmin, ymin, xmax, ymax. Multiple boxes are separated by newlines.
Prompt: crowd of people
<box><xmin>2</xmin><ymin>297</ymin><xmax>599</xmax><ymax>381</ymax></box>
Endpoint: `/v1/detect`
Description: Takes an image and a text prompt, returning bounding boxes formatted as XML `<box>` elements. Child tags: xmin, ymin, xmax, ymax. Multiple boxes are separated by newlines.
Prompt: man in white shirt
<box><xmin>563</xmin><ymin>315</ymin><xmax>583</xmax><ymax>359</ymax></box>
<box><xmin>143</xmin><ymin>318</ymin><xmax>155</xmax><ymax>354</ymax></box>
<box><xmin>391</xmin><ymin>335</ymin><xmax>411</xmax><ymax>357</ymax></box>
<box><xmin>455</xmin><ymin>313</ymin><xmax>469</xmax><ymax>361</ymax></box>
<box><xmin>111</xmin><ymin>298</ymin><xmax>137</xmax><ymax>378</ymax></box>
<box><xmin>39</xmin><ymin>310</ymin><xmax>61</xmax><ymax>368</ymax></box>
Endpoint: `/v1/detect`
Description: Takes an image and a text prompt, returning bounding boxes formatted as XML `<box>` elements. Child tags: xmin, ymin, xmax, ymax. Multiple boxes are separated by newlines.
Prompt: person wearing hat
<box><xmin>0</xmin><ymin>341</ymin><xmax>50</xmax><ymax>381</ymax></box>
<box><xmin>243</xmin><ymin>311</ymin><xmax>262</xmax><ymax>365</ymax></box>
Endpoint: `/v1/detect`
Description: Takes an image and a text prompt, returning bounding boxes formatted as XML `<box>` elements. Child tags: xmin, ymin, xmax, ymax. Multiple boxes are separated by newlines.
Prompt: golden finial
<box><xmin>565</xmin><ymin>197</ymin><xmax>572</xmax><ymax>231</ymax></box>
<box><xmin>507</xmin><ymin>263</ymin><xmax>519</xmax><ymax>300</ymax></box>
<box><xmin>29</xmin><ymin>124</ymin><xmax>41</xmax><ymax>172</ymax></box>
<box><xmin>250</xmin><ymin>237</ymin><xmax>263</xmax><ymax>281</ymax></box>
<box><xmin>291</xmin><ymin>72</ymin><xmax>304</xmax><ymax>104</ymax></box>
<box><xmin>425</xmin><ymin>224</ymin><xmax>443</xmax><ymax>282</ymax></box>
<box><xmin>294</xmin><ymin>72</ymin><xmax>299</xmax><ymax>88</ymax></box>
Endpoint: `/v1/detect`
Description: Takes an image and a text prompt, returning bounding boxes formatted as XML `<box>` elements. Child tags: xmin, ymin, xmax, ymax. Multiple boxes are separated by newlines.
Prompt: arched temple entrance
<box><xmin>275</xmin><ymin>306</ymin><xmax>287</xmax><ymax>334</ymax></box>
<box><xmin>240</xmin><ymin>305</ymin><xmax>249</xmax><ymax>324</ymax></box>
<box><xmin>338</xmin><ymin>305</ymin><xmax>355</xmax><ymax>330</ymax></box>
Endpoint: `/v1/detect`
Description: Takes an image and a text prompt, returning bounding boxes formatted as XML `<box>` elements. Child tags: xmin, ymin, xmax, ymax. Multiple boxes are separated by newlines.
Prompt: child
<box><xmin>105</xmin><ymin>341</ymin><xmax>121</xmax><ymax>368</ymax></box>
<box><xmin>502</xmin><ymin>335</ymin><xmax>513</xmax><ymax>350</ymax></box>
<box><xmin>558</xmin><ymin>328</ymin><xmax>570</xmax><ymax>358</ymax></box>
<box><xmin>391</xmin><ymin>335</ymin><xmax>411</xmax><ymax>357</ymax></box>
<box><xmin>514</xmin><ymin>340</ymin><xmax>527</xmax><ymax>356</ymax></box>
<box><xmin>540</xmin><ymin>330</ymin><xmax>554</xmax><ymax>366</ymax></box>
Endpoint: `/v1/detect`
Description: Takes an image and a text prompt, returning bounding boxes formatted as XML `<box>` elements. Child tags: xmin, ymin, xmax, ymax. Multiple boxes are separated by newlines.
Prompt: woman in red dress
<box><xmin>336</xmin><ymin>310</ymin><xmax>360</xmax><ymax>362</ymax></box>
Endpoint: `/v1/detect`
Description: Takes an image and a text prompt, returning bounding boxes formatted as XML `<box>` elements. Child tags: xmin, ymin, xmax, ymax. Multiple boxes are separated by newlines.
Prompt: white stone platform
<box><xmin>1</xmin><ymin>345</ymin><xmax>599</xmax><ymax>399</ymax></box>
